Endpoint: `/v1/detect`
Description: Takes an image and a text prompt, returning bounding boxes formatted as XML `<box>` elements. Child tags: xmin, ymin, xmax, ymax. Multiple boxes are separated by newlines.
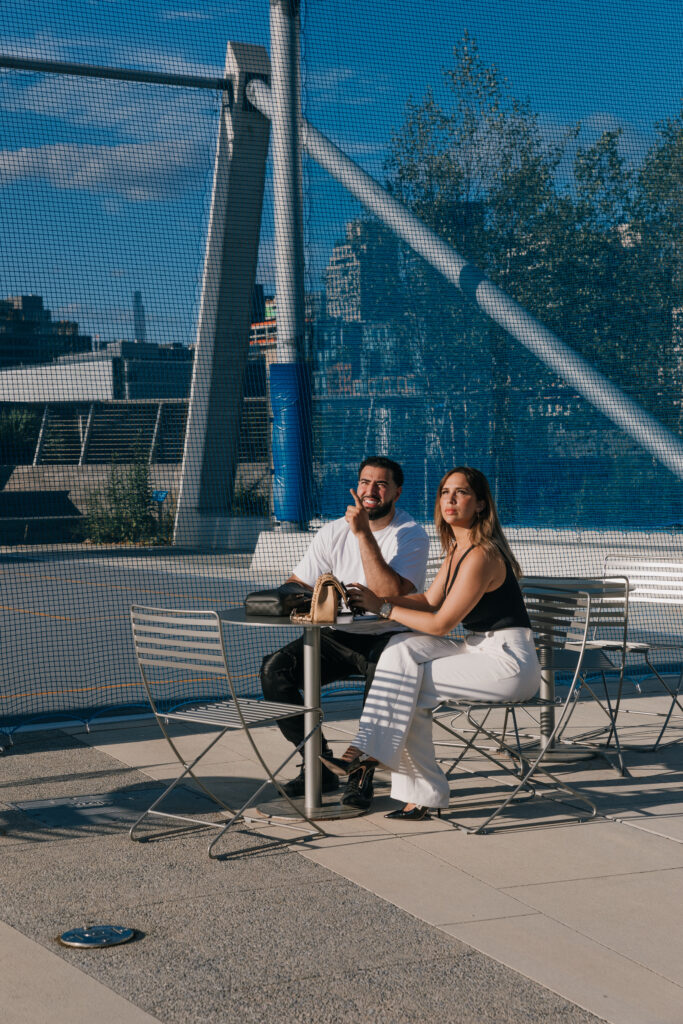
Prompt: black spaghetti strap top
<box><xmin>444</xmin><ymin>545</ymin><xmax>531</xmax><ymax>632</ymax></box>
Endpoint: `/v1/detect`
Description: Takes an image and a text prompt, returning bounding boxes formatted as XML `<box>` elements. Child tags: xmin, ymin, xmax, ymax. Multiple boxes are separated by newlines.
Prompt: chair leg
<box><xmin>465</xmin><ymin>721</ymin><xmax>597</xmax><ymax>834</ymax></box>
<box><xmin>558</xmin><ymin>673</ymin><xmax>630</xmax><ymax>777</ymax></box>
<box><xmin>129</xmin><ymin>725</ymin><xmax>240</xmax><ymax>843</ymax></box>
<box><xmin>445</xmin><ymin>697</ymin><xmax>598</xmax><ymax>835</ymax></box>
<box><xmin>648</xmin><ymin>659</ymin><xmax>683</xmax><ymax>750</ymax></box>
<box><xmin>130</xmin><ymin>716</ymin><xmax>328</xmax><ymax>853</ymax></box>
<box><xmin>434</xmin><ymin>709</ymin><xmax>531</xmax><ymax>784</ymax></box>
<box><xmin>207</xmin><ymin>720</ymin><xmax>328</xmax><ymax>858</ymax></box>
<box><xmin>597</xmin><ymin>673</ymin><xmax>629</xmax><ymax>776</ymax></box>
<box><xmin>159</xmin><ymin>716</ymin><xmax>237</xmax><ymax>810</ymax></box>
<box><xmin>616</xmin><ymin>657</ymin><xmax>683</xmax><ymax>751</ymax></box>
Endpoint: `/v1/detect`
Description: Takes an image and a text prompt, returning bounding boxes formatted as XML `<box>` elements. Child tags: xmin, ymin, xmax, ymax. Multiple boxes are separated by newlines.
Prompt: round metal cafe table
<box><xmin>218</xmin><ymin>608</ymin><xmax>364</xmax><ymax>820</ymax></box>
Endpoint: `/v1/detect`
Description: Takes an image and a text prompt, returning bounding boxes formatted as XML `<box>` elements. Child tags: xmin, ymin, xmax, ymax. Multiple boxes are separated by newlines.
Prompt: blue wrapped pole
<box><xmin>270</xmin><ymin>361</ymin><xmax>312</xmax><ymax>523</ymax></box>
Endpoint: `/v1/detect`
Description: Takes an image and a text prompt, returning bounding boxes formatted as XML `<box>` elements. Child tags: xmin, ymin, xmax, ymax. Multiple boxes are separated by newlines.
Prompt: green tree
<box><xmin>384</xmin><ymin>32</ymin><xmax>577</xmax><ymax>514</ymax></box>
<box><xmin>385</xmin><ymin>33</ymin><xmax>677</xmax><ymax>399</ymax></box>
<box><xmin>381</xmin><ymin>33</ymin><xmax>682</xmax><ymax>522</ymax></box>
<box><xmin>635</xmin><ymin>106</ymin><xmax>683</xmax><ymax>427</ymax></box>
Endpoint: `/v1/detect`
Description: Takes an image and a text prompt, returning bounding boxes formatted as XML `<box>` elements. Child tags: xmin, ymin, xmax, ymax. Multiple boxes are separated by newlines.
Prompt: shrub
<box><xmin>0</xmin><ymin>407</ymin><xmax>41</xmax><ymax>464</ymax></box>
<box><xmin>85</xmin><ymin>453</ymin><xmax>165</xmax><ymax>544</ymax></box>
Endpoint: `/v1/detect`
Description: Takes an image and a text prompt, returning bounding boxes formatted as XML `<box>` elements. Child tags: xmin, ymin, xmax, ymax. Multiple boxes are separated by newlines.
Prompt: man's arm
<box><xmin>354</xmin><ymin>531</ymin><xmax>414</xmax><ymax>596</ymax></box>
<box><xmin>286</xmin><ymin>574</ymin><xmax>312</xmax><ymax>590</ymax></box>
<box><xmin>345</xmin><ymin>489</ymin><xmax>416</xmax><ymax>597</ymax></box>
<box><xmin>291</xmin><ymin>550</ymin><xmax>404</xmax><ymax>595</ymax></box>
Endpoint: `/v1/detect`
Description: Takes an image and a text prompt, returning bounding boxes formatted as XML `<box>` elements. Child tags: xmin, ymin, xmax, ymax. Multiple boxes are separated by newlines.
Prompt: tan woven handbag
<box><xmin>290</xmin><ymin>573</ymin><xmax>349</xmax><ymax>624</ymax></box>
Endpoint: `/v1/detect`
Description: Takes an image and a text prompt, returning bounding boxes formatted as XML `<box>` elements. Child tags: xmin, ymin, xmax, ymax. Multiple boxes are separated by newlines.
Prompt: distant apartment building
<box><xmin>316</xmin><ymin>219</ymin><xmax>420</xmax><ymax>396</ymax></box>
<box><xmin>248</xmin><ymin>316</ymin><xmax>276</xmax><ymax>398</ymax></box>
<box><xmin>0</xmin><ymin>294</ymin><xmax>92</xmax><ymax>368</ymax></box>
<box><xmin>324</xmin><ymin>220</ymin><xmax>399</xmax><ymax>322</ymax></box>
<box><xmin>246</xmin><ymin>290</ymin><xmax>322</xmax><ymax>396</ymax></box>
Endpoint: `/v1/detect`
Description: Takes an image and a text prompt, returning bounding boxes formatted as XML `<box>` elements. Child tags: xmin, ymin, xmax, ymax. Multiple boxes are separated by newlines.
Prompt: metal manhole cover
<box><xmin>59</xmin><ymin>925</ymin><xmax>136</xmax><ymax>948</ymax></box>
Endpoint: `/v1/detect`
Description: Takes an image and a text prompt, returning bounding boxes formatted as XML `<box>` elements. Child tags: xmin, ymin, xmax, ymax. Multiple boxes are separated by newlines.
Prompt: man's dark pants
<box><xmin>260</xmin><ymin>628</ymin><xmax>400</xmax><ymax>748</ymax></box>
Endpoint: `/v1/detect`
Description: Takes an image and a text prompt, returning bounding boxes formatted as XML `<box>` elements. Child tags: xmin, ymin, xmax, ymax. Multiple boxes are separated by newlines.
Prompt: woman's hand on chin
<box><xmin>346</xmin><ymin>583</ymin><xmax>382</xmax><ymax>615</ymax></box>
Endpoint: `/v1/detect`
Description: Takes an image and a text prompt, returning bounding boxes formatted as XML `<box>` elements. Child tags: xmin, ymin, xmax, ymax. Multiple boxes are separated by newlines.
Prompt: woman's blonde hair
<box><xmin>434</xmin><ymin>466</ymin><xmax>522</xmax><ymax>577</ymax></box>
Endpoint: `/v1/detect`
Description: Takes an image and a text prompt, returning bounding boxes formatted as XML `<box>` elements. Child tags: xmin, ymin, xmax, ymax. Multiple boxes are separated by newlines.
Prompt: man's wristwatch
<box><xmin>378</xmin><ymin>601</ymin><xmax>393</xmax><ymax>620</ymax></box>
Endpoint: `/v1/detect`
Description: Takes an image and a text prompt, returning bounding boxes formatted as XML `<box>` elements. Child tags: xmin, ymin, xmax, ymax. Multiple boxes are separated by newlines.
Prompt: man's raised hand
<box><xmin>346</xmin><ymin>487</ymin><xmax>371</xmax><ymax>536</ymax></box>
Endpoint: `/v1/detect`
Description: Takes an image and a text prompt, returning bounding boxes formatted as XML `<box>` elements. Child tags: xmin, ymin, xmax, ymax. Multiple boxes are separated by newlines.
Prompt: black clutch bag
<box><xmin>244</xmin><ymin>582</ymin><xmax>312</xmax><ymax>618</ymax></box>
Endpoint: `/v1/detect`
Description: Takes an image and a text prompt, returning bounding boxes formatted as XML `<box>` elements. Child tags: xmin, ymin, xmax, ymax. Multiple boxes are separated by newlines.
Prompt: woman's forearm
<box><xmin>385</xmin><ymin>592</ymin><xmax>432</xmax><ymax>611</ymax></box>
<box><xmin>386</xmin><ymin>603</ymin><xmax>453</xmax><ymax>636</ymax></box>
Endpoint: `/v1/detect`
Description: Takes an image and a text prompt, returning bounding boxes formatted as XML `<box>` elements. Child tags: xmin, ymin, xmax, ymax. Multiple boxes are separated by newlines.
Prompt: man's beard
<box><xmin>366</xmin><ymin>500</ymin><xmax>394</xmax><ymax>521</ymax></box>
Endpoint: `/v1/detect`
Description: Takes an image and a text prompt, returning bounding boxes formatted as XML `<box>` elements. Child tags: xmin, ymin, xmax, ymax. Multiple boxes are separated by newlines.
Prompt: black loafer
<box><xmin>384</xmin><ymin>805</ymin><xmax>438</xmax><ymax>821</ymax></box>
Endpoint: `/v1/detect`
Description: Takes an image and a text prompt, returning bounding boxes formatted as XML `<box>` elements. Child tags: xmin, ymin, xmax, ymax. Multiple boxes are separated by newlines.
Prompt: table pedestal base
<box><xmin>521</xmin><ymin>741</ymin><xmax>598</xmax><ymax>763</ymax></box>
<box><xmin>256</xmin><ymin>796</ymin><xmax>365</xmax><ymax>821</ymax></box>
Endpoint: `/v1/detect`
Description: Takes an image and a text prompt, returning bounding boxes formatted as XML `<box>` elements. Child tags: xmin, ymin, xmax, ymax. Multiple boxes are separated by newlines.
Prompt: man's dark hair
<box><xmin>358</xmin><ymin>455</ymin><xmax>404</xmax><ymax>488</ymax></box>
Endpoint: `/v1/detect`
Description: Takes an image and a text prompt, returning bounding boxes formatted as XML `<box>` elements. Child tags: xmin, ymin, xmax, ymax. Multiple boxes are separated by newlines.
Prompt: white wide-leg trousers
<box><xmin>352</xmin><ymin>628</ymin><xmax>541</xmax><ymax>808</ymax></box>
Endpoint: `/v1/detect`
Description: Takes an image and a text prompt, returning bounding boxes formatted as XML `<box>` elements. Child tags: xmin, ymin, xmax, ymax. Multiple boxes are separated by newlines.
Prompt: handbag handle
<box><xmin>291</xmin><ymin>573</ymin><xmax>348</xmax><ymax>624</ymax></box>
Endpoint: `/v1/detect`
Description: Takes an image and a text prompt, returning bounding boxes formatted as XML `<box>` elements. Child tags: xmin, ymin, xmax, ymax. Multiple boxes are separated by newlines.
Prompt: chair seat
<box><xmin>165</xmin><ymin>698</ymin><xmax>315</xmax><ymax>729</ymax></box>
<box><xmin>580</xmin><ymin>638</ymin><xmax>649</xmax><ymax>653</ymax></box>
<box><xmin>629</xmin><ymin>635</ymin><xmax>683</xmax><ymax>651</ymax></box>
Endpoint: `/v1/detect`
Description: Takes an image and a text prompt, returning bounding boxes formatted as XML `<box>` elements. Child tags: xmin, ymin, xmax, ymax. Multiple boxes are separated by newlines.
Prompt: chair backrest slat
<box><xmin>131</xmin><ymin>605</ymin><xmax>234</xmax><ymax>710</ymax></box>
<box><xmin>133</xmin><ymin>635</ymin><xmax>223</xmax><ymax>652</ymax></box>
<box><xmin>136</xmin><ymin>658</ymin><xmax>227</xmax><ymax>675</ymax></box>
<box><xmin>605</xmin><ymin>557</ymin><xmax>683</xmax><ymax>603</ymax></box>
<box><xmin>135</xmin><ymin>647</ymin><xmax>224</xmax><ymax>666</ymax></box>
<box><xmin>603</xmin><ymin>557</ymin><xmax>683</xmax><ymax>642</ymax></box>
<box><xmin>521</xmin><ymin>584</ymin><xmax>593</xmax><ymax>652</ymax></box>
<box><xmin>523</xmin><ymin>575</ymin><xmax>627</xmax><ymax>648</ymax></box>
<box><xmin>132</xmin><ymin>613</ymin><xmax>219</xmax><ymax>630</ymax></box>
<box><xmin>133</xmin><ymin>623</ymin><xmax>224</xmax><ymax>641</ymax></box>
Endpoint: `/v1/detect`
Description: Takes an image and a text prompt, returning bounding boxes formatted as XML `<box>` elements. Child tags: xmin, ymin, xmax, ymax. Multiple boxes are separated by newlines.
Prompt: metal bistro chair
<box><xmin>129</xmin><ymin>605</ymin><xmax>326</xmax><ymax>856</ymax></box>
<box><xmin>528</xmin><ymin>575</ymin><xmax>631</xmax><ymax>776</ymax></box>
<box><xmin>432</xmin><ymin>584</ymin><xmax>599</xmax><ymax>834</ymax></box>
<box><xmin>602</xmin><ymin>557</ymin><xmax>683</xmax><ymax>749</ymax></box>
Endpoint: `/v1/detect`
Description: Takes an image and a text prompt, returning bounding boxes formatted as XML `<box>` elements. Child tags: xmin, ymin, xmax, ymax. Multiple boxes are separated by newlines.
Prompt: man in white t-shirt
<box><xmin>260</xmin><ymin>456</ymin><xmax>429</xmax><ymax>809</ymax></box>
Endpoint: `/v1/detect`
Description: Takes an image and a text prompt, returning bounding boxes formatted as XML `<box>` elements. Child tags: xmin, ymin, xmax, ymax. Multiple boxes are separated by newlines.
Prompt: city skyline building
<box><xmin>0</xmin><ymin>338</ymin><xmax>193</xmax><ymax>402</ymax></box>
<box><xmin>133</xmin><ymin>290</ymin><xmax>147</xmax><ymax>344</ymax></box>
<box><xmin>0</xmin><ymin>295</ymin><xmax>92</xmax><ymax>369</ymax></box>
<box><xmin>323</xmin><ymin>219</ymin><xmax>400</xmax><ymax>322</ymax></box>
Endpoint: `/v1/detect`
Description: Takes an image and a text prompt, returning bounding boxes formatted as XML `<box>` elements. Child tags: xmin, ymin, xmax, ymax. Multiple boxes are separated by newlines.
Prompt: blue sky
<box><xmin>0</xmin><ymin>0</ymin><xmax>681</xmax><ymax>344</ymax></box>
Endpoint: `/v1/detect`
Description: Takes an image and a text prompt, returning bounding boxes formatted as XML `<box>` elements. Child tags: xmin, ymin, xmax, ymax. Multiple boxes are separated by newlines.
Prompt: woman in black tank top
<box><xmin>321</xmin><ymin>467</ymin><xmax>541</xmax><ymax>819</ymax></box>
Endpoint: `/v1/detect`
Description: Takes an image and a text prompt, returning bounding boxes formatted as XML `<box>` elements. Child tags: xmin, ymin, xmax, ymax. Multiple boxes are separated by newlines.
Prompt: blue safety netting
<box><xmin>0</xmin><ymin>0</ymin><xmax>682</xmax><ymax>725</ymax></box>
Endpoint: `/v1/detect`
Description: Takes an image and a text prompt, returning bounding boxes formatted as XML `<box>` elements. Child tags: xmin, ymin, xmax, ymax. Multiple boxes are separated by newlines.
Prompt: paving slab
<box><xmin>503</xmin><ymin>867</ymin><xmax>683</xmax><ymax>985</ymax></box>
<box><xmin>0</xmin><ymin>920</ymin><xmax>161</xmax><ymax>1024</ymax></box>
<box><xmin>11</xmin><ymin>694</ymin><xmax>683</xmax><ymax>1024</ymax></box>
<box><xmin>442</xmin><ymin>914</ymin><xmax>683</xmax><ymax>1024</ymax></box>
<box><xmin>618</xmin><ymin>814</ymin><xmax>683</xmax><ymax>842</ymax></box>
<box><xmin>299</xmin><ymin>832</ymin><xmax>536</xmax><ymax>925</ymax></box>
<box><xmin>404</xmin><ymin>819</ymin><xmax>683</xmax><ymax>887</ymax></box>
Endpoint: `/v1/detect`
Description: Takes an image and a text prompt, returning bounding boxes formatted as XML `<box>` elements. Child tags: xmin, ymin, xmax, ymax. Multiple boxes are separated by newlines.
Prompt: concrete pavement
<box><xmin>1</xmin><ymin>687</ymin><xmax>682</xmax><ymax>1023</ymax></box>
